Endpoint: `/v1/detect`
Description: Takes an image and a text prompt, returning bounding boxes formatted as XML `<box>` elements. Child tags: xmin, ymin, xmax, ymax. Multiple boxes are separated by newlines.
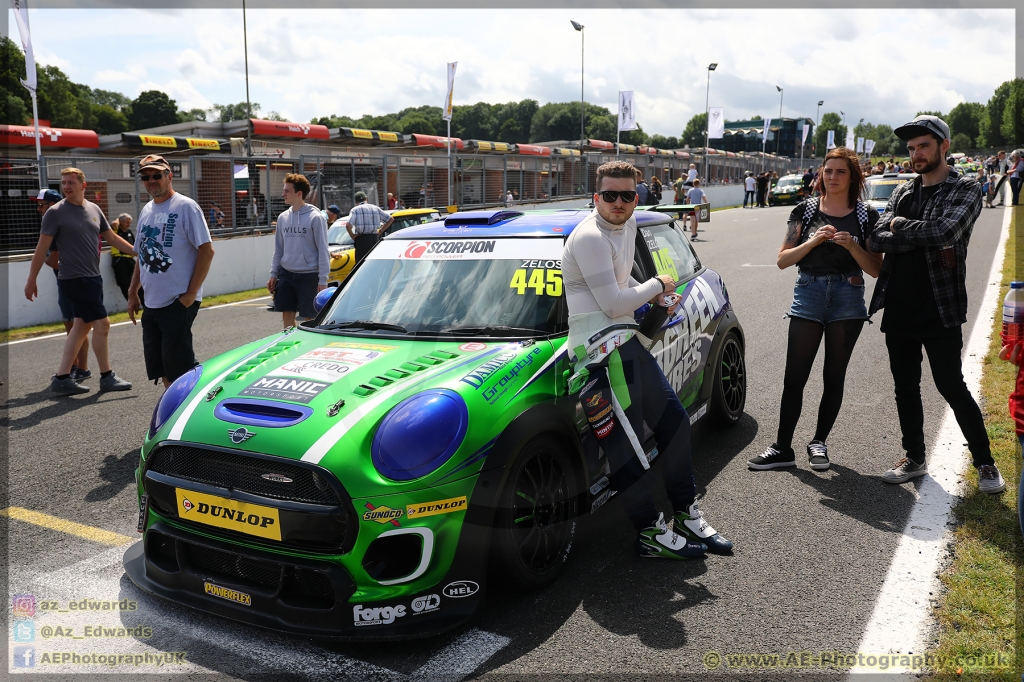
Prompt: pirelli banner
<box><xmin>122</xmin><ymin>133</ymin><xmax>228</xmax><ymax>153</ymax></box>
<box><xmin>337</xmin><ymin>127</ymin><xmax>401</xmax><ymax>143</ymax></box>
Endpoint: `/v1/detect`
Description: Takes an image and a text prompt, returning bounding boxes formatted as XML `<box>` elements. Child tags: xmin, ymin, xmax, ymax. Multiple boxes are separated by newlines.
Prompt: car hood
<box><xmin>148</xmin><ymin>329</ymin><xmax>564</xmax><ymax>497</ymax></box>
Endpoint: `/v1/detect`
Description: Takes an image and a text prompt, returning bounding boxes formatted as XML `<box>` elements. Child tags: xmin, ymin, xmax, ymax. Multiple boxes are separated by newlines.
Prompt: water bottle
<box><xmin>1002</xmin><ymin>282</ymin><xmax>1024</xmax><ymax>345</ymax></box>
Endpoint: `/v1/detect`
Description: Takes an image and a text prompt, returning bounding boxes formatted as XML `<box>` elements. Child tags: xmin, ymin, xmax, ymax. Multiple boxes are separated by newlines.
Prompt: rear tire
<box><xmin>491</xmin><ymin>435</ymin><xmax>578</xmax><ymax>590</ymax></box>
<box><xmin>710</xmin><ymin>332</ymin><xmax>746</xmax><ymax>426</ymax></box>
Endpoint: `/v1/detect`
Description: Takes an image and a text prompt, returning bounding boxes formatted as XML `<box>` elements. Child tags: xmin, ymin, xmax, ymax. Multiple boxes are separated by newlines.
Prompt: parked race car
<box><xmin>125</xmin><ymin>208</ymin><xmax>746</xmax><ymax>640</ymax></box>
<box><xmin>863</xmin><ymin>172</ymin><xmax>916</xmax><ymax>214</ymax></box>
<box><xmin>767</xmin><ymin>174</ymin><xmax>809</xmax><ymax>206</ymax></box>
<box><xmin>327</xmin><ymin>208</ymin><xmax>442</xmax><ymax>286</ymax></box>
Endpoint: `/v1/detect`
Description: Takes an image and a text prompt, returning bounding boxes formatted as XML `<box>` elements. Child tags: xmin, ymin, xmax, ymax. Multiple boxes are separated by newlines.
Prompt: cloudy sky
<box><xmin>10</xmin><ymin>7</ymin><xmax>1016</xmax><ymax>135</ymax></box>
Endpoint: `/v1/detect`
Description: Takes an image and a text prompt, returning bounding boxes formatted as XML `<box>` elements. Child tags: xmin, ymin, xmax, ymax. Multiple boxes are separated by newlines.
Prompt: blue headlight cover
<box><xmin>149</xmin><ymin>365</ymin><xmax>202</xmax><ymax>437</ymax></box>
<box><xmin>371</xmin><ymin>389</ymin><xmax>469</xmax><ymax>481</ymax></box>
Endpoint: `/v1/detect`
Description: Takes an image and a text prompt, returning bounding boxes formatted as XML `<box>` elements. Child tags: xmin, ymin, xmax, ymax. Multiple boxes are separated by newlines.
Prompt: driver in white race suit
<box><xmin>562</xmin><ymin>160</ymin><xmax>733</xmax><ymax>559</ymax></box>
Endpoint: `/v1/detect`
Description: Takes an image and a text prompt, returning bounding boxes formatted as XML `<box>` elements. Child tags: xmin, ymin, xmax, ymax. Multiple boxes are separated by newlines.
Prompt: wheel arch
<box><xmin>698</xmin><ymin>306</ymin><xmax>745</xmax><ymax>406</ymax></box>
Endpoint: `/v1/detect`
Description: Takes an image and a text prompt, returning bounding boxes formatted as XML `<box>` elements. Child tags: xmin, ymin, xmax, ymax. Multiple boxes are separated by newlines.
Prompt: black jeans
<box><xmin>578</xmin><ymin>337</ymin><xmax>697</xmax><ymax>530</ymax></box>
<box><xmin>884</xmin><ymin>331</ymin><xmax>993</xmax><ymax>466</ymax></box>
<box><xmin>744</xmin><ymin>190</ymin><xmax>756</xmax><ymax>207</ymax></box>
<box><xmin>1010</xmin><ymin>176</ymin><xmax>1021</xmax><ymax>206</ymax></box>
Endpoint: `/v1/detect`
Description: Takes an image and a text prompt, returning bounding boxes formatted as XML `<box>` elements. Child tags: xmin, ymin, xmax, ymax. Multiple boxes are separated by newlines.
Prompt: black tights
<box><xmin>777</xmin><ymin>317</ymin><xmax>864</xmax><ymax>449</ymax></box>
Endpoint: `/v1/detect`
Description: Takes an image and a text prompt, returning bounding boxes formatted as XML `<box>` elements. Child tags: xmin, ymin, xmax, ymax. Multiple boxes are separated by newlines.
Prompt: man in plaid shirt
<box><xmin>868</xmin><ymin>115</ymin><xmax>1005</xmax><ymax>493</ymax></box>
<box><xmin>345</xmin><ymin>191</ymin><xmax>394</xmax><ymax>263</ymax></box>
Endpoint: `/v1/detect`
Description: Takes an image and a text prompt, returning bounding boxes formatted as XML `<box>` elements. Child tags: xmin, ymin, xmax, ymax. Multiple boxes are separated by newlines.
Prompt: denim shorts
<box><xmin>788</xmin><ymin>271</ymin><xmax>868</xmax><ymax>325</ymax></box>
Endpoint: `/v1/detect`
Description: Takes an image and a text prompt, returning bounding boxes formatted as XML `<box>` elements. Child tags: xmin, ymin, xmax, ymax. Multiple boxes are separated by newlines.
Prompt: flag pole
<box><xmin>447</xmin><ymin>119</ymin><xmax>452</xmax><ymax>208</ymax></box>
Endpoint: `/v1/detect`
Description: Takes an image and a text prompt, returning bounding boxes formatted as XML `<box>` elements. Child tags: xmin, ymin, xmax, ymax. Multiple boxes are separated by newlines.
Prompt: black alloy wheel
<box><xmin>711</xmin><ymin>333</ymin><xmax>746</xmax><ymax>426</ymax></box>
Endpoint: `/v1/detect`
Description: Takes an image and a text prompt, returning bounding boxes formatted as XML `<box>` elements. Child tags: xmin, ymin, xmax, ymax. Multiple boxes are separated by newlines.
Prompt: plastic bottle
<box><xmin>1001</xmin><ymin>282</ymin><xmax>1024</xmax><ymax>345</ymax></box>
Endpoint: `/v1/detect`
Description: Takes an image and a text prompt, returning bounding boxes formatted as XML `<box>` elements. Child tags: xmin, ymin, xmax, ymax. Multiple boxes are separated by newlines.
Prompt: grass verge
<box><xmin>929</xmin><ymin>206</ymin><xmax>1022</xmax><ymax>680</ymax></box>
<box><xmin>1</xmin><ymin>287</ymin><xmax>270</xmax><ymax>343</ymax></box>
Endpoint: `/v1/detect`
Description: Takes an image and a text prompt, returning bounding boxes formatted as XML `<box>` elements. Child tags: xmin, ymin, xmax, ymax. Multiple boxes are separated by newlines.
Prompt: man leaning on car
<box><xmin>562</xmin><ymin>160</ymin><xmax>734</xmax><ymax>560</ymax></box>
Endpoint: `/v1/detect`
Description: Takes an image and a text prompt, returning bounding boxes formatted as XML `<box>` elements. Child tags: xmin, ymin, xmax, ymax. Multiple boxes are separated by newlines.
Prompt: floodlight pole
<box><xmin>703</xmin><ymin>63</ymin><xmax>717</xmax><ymax>181</ymax></box>
<box><xmin>243</xmin><ymin>0</ymin><xmax>252</xmax><ymax>158</ymax></box>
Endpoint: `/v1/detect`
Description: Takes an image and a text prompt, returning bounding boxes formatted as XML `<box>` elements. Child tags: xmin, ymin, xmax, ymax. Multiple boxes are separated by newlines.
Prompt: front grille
<box><xmin>148</xmin><ymin>445</ymin><xmax>340</xmax><ymax>505</ymax></box>
<box><xmin>171</xmin><ymin>534</ymin><xmax>337</xmax><ymax>608</ymax></box>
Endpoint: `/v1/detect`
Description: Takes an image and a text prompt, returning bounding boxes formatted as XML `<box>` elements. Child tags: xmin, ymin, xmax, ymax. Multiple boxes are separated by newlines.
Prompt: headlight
<box><xmin>149</xmin><ymin>365</ymin><xmax>202</xmax><ymax>437</ymax></box>
<box><xmin>371</xmin><ymin>389</ymin><xmax>469</xmax><ymax>481</ymax></box>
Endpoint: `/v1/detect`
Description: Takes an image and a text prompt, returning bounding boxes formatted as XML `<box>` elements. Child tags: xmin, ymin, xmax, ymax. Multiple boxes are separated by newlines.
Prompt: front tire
<box><xmin>491</xmin><ymin>435</ymin><xmax>578</xmax><ymax>590</ymax></box>
<box><xmin>710</xmin><ymin>332</ymin><xmax>746</xmax><ymax>426</ymax></box>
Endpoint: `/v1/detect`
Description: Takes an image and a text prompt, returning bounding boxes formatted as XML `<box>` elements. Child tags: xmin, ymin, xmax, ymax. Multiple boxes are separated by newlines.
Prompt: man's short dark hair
<box><xmin>284</xmin><ymin>173</ymin><xmax>311</xmax><ymax>199</ymax></box>
<box><xmin>596</xmin><ymin>161</ymin><xmax>638</xmax><ymax>190</ymax></box>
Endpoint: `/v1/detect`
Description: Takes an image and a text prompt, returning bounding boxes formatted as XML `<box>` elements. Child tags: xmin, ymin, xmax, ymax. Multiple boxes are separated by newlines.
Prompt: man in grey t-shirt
<box><xmin>24</xmin><ymin>168</ymin><xmax>135</xmax><ymax>395</ymax></box>
<box><xmin>127</xmin><ymin>154</ymin><xmax>214</xmax><ymax>388</ymax></box>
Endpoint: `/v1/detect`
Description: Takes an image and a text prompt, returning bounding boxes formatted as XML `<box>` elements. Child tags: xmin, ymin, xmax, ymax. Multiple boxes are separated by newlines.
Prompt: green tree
<box><xmin>999</xmin><ymin>78</ymin><xmax>1024</xmax><ymax>145</ymax></box>
<box><xmin>177</xmin><ymin>108</ymin><xmax>207</xmax><ymax>122</ymax></box>
<box><xmin>680</xmin><ymin>112</ymin><xmax>706</xmax><ymax>148</ymax></box>
<box><xmin>813</xmin><ymin>112</ymin><xmax>844</xmax><ymax>156</ymax></box>
<box><xmin>37</xmin><ymin>65</ymin><xmax>82</xmax><ymax>128</ymax></box>
<box><xmin>979</xmin><ymin>80</ymin><xmax>1011</xmax><ymax>147</ymax></box>
<box><xmin>915</xmin><ymin>109</ymin><xmax>944</xmax><ymax>118</ymax></box>
<box><xmin>1</xmin><ymin>90</ymin><xmax>28</xmax><ymax>125</ymax></box>
<box><xmin>867</xmin><ymin>124</ymin><xmax>901</xmax><ymax>157</ymax></box>
<box><xmin>0</xmin><ymin>37</ymin><xmax>31</xmax><ymax>117</ymax></box>
<box><xmin>265</xmin><ymin>110</ymin><xmax>287</xmax><ymax>121</ymax></box>
<box><xmin>91</xmin><ymin>104</ymin><xmax>129</xmax><ymax>135</ymax></box>
<box><xmin>85</xmin><ymin>87</ymin><xmax>131</xmax><ymax>111</ymax></box>
<box><xmin>649</xmin><ymin>134</ymin><xmax>680</xmax><ymax>149</ymax></box>
<box><xmin>211</xmin><ymin>102</ymin><xmax>259</xmax><ymax>122</ymax></box>
<box><xmin>128</xmin><ymin>90</ymin><xmax>178</xmax><ymax>129</ymax></box>
<box><xmin>585</xmin><ymin>114</ymin><xmax>615</xmax><ymax>142</ymax></box>
<box><xmin>949</xmin><ymin>132</ymin><xmax>972</xmax><ymax>153</ymax></box>
<box><xmin>945</xmin><ymin>102</ymin><xmax>985</xmax><ymax>147</ymax></box>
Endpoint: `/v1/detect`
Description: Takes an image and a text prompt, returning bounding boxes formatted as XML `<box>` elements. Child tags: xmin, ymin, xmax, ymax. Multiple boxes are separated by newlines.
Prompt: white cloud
<box><xmin>94</xmin><ymin>64</ymin><xmax>146</xmax><ymax>83</ymax></box>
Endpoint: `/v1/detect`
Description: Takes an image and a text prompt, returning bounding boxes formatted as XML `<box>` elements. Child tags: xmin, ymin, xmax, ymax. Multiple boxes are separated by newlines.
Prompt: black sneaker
<box><xmin>881</xmin><ymin>457</ymin><xmax>927</xmax><ymax>483</ymax></box>
<box><xmin>807</xmin><ymin>440</ymin><xmax>830</xmax><ymax>471</ymax></box>
<box><xmin>748</xmin><ymin>444</ymin><xmax>796</xmax><ymax>470</ymax></box>
<box><xmin>71</xmin><ymin>367</ymin><xmax>92</xmax><ymax>382</ymax></box>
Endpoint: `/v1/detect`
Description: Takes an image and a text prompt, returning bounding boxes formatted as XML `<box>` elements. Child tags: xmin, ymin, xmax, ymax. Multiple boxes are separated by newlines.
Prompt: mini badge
<box><xmin>228</xmin><ymin>427</ymin><xmax>255</xmax><ymax>444</ymax></box>
<box><xmin>136</xmin><ymin>494</ymin><xmax>149</xmax><ymax>533</ymax></box>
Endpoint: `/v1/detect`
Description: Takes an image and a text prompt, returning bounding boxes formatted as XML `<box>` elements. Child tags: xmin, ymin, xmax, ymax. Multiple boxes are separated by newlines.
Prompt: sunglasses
<box><xmin>598</xmin><ymin>190</ymin><xmax>637</xmax><ymax>203</ymax></box>
<box><xmin>139</xmin><ymin>172</ymin><xmax>165</xmax><ymax>182</ymax></box>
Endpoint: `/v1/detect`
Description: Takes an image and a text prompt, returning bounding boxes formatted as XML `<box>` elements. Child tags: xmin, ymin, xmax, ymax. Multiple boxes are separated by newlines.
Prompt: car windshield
<box><xmin>776</xmin><ymin>178</ymin><xmax>801</xmax><ymax>189</ymax></box>
<box><xmin>328</xmin><ymin>223</ymin><xmax>354</xmax><ymax>246</ymax></box>
<box><xmin>865</xmin><ymin>178</ymin><xmax>909</xmax><ymax>201</ymax></box>
<box><xmin>318</xmin><ymin>237</ymin><xmax>565</xmax><ymax>337</ymax></box>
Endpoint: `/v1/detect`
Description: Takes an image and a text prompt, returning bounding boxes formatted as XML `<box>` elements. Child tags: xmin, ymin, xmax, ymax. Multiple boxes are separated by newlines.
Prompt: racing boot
<box><xmin>636</xmin><ymin>512</ymin><xmax>707</xmax><ymax>559</ymax></box>
<box><xmin>675</xmin><ymin>501</ymin><xmax>733</xmax><ymax>555</ymax></box>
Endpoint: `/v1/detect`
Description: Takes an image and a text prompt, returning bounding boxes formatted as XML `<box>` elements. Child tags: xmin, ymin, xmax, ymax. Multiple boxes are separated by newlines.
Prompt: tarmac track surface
<box><xmin>2</xmin><ymin>202</ymin><xmax>1004</xmax><ymax>679</ymax></box>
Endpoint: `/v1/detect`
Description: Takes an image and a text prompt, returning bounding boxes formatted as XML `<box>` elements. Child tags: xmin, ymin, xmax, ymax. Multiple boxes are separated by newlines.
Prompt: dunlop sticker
<box><xmin>406</xmin><ymin>496</ymin><xmax>467</xmax><ymax>519</ymax></box>
<box><xmin>176</xmin><ymin>489</ymin><xmax>281</xmax><ymax>541</ymax></box>
<box><xmin>204</xmin><ymin>582</ymin><xmax>252</xmax><ymax>606</ymax></box>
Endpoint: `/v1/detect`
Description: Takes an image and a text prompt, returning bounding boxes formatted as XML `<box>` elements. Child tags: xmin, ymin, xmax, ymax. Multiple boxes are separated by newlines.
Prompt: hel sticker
<box><xmin>204</xmin><ymin>582</ymin><xmax>252</xmax><ymax>606</ymax></box>
<box><xmin>406</xmin><ymin>496</ymin><xmax>468</xmax><ymax>519</ymax></box>
<box><xmin>368</xmin><ymin>238</ymin><xmax>563</xmax><ymax>262</ymax></box>
<box><xmin>175</xmin><ymin>489</ymin><xmax>281</xmax><ymax>541</ymax></box>
<box><xmin>508</xmin><ymin>268</ymin><xmax>562</xmax><ymax>296</ymax></box>
<box><xmin>240</xmin><ymin>376</ymin><xmax>329</xmax><ymax>404</ymax></box>
<box><xmin>362</xmin><ymin>502</ymin><xmax>402</xmax><ymax>526</ymax></box>
<box><xmin>458</xmin><ymin>342</ymin><xmax>487</xmax><ymax>352</ymax></box>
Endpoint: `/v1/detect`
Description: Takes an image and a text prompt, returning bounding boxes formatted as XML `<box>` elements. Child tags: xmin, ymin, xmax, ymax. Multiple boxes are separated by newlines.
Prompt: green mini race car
<box><xmin>125</xmin><ymin>208</ymin><xmax>746</xmax><ymax>640</ymax></box>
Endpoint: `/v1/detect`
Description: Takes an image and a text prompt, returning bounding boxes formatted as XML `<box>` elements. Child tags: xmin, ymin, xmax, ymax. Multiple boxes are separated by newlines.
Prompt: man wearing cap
<box><xmin>345</xmin><ymin>191</ymin><xmax>393</xmax><ymax>263</ymax></box>
<box><xmin>33</xmin><ymin>188</ymin><xmax>92</xmax><ymax>381</ymax></box>
<box><xmin>127</xmin><ymin>155</ymin><xmax>214</xmax><ymax>388</ymax></box>
<box><xmin>208</xmin><ymin>202</ymin><xmax>225</xmax><ymax>228</ymax></box>
<box><xmin>868</xmin><ymin>115</ymin><xmax>1005</xmax><ymax>494</ymax></box>
<box><xmin>325</xmin><ymin>204</ymin><xmax>342</xmax><ymax>228</ymax></box>
<box><xmin>24</xmin><ymin>169</ymin><xmax>135</xmax><ymax>395</ymax></box>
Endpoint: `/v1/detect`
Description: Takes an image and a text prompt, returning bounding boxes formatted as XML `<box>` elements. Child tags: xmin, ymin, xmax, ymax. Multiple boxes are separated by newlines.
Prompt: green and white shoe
<box><xmin>636</xmin><ymin>512</ymin><xmax>707</xmax><ymax>559</ymax></box>
<box><xmin>675</xmin><ymin>502</ymin><xmax>734</xmax><ymax>555</ymax></box>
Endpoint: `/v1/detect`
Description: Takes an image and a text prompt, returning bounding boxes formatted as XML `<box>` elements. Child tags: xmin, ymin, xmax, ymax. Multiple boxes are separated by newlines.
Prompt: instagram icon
<box><xmin>12</xmin><ymin>594</ymin><xmax>36</xmax><ymax>619</ymax></box>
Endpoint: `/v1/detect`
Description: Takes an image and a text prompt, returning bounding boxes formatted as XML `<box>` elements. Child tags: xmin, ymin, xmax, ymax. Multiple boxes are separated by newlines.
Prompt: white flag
<box><xmin>12</xmin><ymin>0</ymin><xmax>37</xmax><ymax>92</ymax></box>
<box><xmin>442</xmin><ymin>62</ymin><xmax>457</xmax><ymax>122</ymax></box>
<box><xmin>618</xmin><ymin>91</ymin><xmax>637</xmax><ymax>131</ymax></box>
<box><xmin>762</xmin><ymin>118</ymin><xmax>771</xmax><ymax>143</ymax></box>
<box><xmin>826</xmin><ymin>130</ymin><xmax>836</xmax><ymax>149</ymax></box>
<box><xmin>708</xmin><ymin>107</ymin><xmax>725</xmax><ymax>139</ymax></box>
<box><xmin>845</xmin><ymin>130</ymin><xmax>855</xmax><ymax>150</ymax></box>
<box><xmin>856</xmin><ymin>137</ymin><xmax>865</xmax><ymax>153</ymax></box>
<box><xmin>865</xmin><ymin>139</ymin><xmax>876</xmax><ymax>155</ymax></box>
<box><xmin>801</xmin><ymin>122</ymin><xmax>810</xmax><ymax>144</ymax></box>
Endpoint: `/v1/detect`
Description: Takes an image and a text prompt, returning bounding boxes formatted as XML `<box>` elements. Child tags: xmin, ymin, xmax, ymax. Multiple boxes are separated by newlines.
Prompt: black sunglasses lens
<box><xmin>600</xmin><ymin>191</ymin><xmax>637</xmax><ymax>203</ymax></box>
<box><xmin>140</xmin><ymin>172</ymin><xmax>163</xmax><ymax>181</ymax></box>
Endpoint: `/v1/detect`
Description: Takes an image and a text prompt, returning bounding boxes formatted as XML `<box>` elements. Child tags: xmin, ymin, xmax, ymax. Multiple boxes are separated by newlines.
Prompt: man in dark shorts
<box><xmin>346</xmin><ymin>191</ymin><xmax>393</xmax><ymax>263</ymax></box>
<box><xmin>127</xmin><ymin>155</ymin><xmax>214</xmax><ymax>388</ymax></box>
<box><xmin>267</xmin><ymin>173</ymin><xmax>329</xmax><ymax>329</ymax></box>
<box><xmin>24</xmin><ymin>169</ymin><xmax>135</xmax><ymax>395</ymax></box>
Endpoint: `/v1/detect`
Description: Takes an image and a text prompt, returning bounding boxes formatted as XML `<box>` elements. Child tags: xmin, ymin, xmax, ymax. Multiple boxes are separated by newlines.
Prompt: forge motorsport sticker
<box><xmin>239</xmin><ymin>377</ymin><xmax>329</xmax><ymax>404</ymax></box>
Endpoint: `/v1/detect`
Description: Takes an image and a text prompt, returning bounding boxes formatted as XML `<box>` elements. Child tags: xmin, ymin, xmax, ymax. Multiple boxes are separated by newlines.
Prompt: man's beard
<box><xmin>914</xmin><ymin>150</ymin><xmax>943</xmax><ymax>174</ymax></box>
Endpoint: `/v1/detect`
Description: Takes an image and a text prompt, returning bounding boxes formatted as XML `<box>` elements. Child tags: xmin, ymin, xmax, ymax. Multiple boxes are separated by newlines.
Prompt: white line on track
<box><xmin>2</xmin><ymin>295</ymin><xmax>272</xmax><ymax>347</ymax></box>
<box><xmin>11</xmin><ymin>542</ymin><xmax>508</xmax><ymax>679</ymax></box>
<box><xmin>848</xmin><ymin>204</ymin><xmax>1011</xmax><ymax>677</ymax></box>
<box><xmin>741</xmin><ymin>263</ymin><xmax>777</xmax><ymax>267</ymax></box>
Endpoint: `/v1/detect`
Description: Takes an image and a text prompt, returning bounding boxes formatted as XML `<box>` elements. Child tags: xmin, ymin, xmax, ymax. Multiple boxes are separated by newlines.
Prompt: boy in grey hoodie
<box><xmin>268</xmin><ymin>173</ymin><xmax>330</xmax><ymax>329</ymax></box>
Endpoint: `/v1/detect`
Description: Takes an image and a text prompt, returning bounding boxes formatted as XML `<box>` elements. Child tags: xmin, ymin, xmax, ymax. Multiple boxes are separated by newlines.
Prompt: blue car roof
<box><xmin>386</xmin><ymin>208</ymin><xmax>674</xmax><ymax>239</ymax></box>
